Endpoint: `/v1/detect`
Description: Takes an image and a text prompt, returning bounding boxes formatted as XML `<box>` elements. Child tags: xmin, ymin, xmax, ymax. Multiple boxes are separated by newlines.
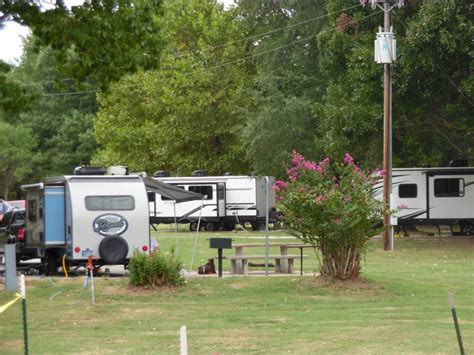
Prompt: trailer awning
<box><xmin>143</xmin><ymin>177</ymin><xmax>203</xmax><ymax>202</ymax></box>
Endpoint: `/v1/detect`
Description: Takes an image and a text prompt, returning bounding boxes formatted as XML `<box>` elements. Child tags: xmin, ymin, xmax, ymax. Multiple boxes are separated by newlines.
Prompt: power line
<box><xmin>21</xmin><ymin>3</ymin><xmax>363</xmax><ymax>89</ymax></box>
<box><xmin>42</xmin><ymin>10</ymin><xmax>382</xmax><ymax>98</ymax></box>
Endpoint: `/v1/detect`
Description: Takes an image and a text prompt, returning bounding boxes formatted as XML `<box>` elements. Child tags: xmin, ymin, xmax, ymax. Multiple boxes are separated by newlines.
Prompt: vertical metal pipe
<box><xmin>264</xmin><ymin>176</ymin><xmax>270</xmax><ymax>277</ymax></box>
<box><xmin>448</xmin><ymin>291</ymin><xmax>465</xmax><ymax>355</ymax></box>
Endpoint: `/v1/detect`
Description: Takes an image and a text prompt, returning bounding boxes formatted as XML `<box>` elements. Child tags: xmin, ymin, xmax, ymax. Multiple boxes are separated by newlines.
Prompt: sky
<box><xmin>0</xmin><ymin>0</ymin><xmax>234</xmax><ymax>64</ymax></box>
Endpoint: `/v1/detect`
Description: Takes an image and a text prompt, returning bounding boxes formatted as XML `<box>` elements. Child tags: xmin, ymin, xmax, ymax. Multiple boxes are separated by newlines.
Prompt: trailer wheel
<box><xmin>205</xmin><ymin>222</ymin><xmax>216</xmax><ymax>232</ymax></box>
<box><xmin>99</xmin><ymin>236</ymin><xmax>129</xmax><ymax>264</ymax></box>
<box><xmin>460</xmin><ymin>222</ymin><xmax>474</xmax><ymax>236</ymax></box>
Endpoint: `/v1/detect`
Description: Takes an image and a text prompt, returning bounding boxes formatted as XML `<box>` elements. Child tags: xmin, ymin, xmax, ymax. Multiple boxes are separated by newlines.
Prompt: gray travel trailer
<box><xmin>149</xmin><ymin>172</ymin><xmax>277</xmax><ymax>231</ymax></box>
<box><xmin>20</xmin><ymin>169</ymin><xmax>202</xmax><ymax>274</ymax></box>
<box><xmin>374</xmin><ymin>167</ymin><xmax>474</xmax><ymax>235</ymax></box>
<box><xmin>21</xmin><ymin>174</ymin><xmax>150</xmax><ymax>274</ymax></box>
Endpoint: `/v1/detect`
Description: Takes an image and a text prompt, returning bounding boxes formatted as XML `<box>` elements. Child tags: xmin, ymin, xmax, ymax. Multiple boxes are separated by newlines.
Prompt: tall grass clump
<box><xmin>128</xmin><ymin>250</ymin><xmax>185</xmax><ymax>287</ymax></box>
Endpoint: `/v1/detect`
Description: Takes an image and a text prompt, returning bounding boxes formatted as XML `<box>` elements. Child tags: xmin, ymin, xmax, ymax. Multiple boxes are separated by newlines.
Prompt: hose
<box><xmin>62</xmin><ymin>254</ymin><xmax>68</xmax><ymax>278</ymax></box>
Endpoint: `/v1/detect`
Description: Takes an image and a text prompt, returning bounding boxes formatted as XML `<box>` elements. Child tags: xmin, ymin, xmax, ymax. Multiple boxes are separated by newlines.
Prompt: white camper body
<box><xmin>21</xmin><ymin>175</ymin><xmax>150</xmax><ymax>273</ymax></box>
<box><xmin>149</xmin><ymin>175</ymin><xmax>276</xmax><ymax>231</ymax></box>
<box><xmin>374</xmin><ymin>167</ymin><xmax>474</xmax><ymax>235</ymax></box>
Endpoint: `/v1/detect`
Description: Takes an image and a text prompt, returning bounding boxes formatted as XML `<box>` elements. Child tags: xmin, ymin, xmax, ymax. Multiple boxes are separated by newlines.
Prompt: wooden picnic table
<box><xmin>230</xmin><ymin>242</ymin><xmax>314</xmax><ymax>275</ymax></box>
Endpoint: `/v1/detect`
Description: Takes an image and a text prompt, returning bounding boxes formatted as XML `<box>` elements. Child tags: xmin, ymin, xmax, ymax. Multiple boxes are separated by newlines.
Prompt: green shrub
<box><xmin>128</xmin><ymin>250</ymin><xmax>185</xmax><ymax>287</ymax></box>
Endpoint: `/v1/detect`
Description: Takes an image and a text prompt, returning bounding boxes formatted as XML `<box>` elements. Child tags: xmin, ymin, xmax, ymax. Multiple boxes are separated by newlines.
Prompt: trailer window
<box><xmin>399</xmin><ymin>184</ymin><xmax>417</xmax><ymax>198</ymax></box>
<box><xmin>85</xmin><ymin>196</ymin><xmax>135</xmax><ymax>210</ymax></box>
<box><xmin>434</xmin><ymin>179</ymin><xmax>464</xmax><ymax>197</ymax></box>
<box><xmin>147</xmin><ymin>192</ymin><xmax>156</xmax><ymax>202</ymax></box>
<box><xmin>189</xmin><ymin>185</ymin><xmax>213</xmax><ymax>200</ymax></box>
<box><xmin>28</xmin><ymin>200</ymin><xmax>37</xmax><ymax>222</ymax></box>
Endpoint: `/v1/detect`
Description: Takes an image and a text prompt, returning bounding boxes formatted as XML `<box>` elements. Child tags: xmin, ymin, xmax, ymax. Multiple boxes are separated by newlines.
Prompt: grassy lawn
<box><xmin>0</xmin><ymin>231</ymin><xmax>473</xmax><ymax>354</ymax></box>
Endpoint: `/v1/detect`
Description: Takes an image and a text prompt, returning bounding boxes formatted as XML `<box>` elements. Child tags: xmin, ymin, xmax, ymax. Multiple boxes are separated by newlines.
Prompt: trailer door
<box><xmin>217</xmin><ymin>183</ymin><xmax>226</xmax><ymax>217</ymax></box>
<box><xmin>44</xmin><ymin>186</ymin><xmax>66</xmax><ymax>245</ymax></box>
<box><xmin>428</xmin><ymin>176</ymin><xmax>472</xmax><ymax>219</ymax></box>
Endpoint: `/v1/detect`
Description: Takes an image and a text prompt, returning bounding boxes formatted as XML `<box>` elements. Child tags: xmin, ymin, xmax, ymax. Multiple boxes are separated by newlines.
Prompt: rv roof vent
<box><xmin>224</xmin><ymin>172</ymin><xmax>233</xmax><ymax>176</ymax></box>
<box><xmin>448</xmin><ymin>159</ymin><xmax>469</xmax><ymax>167</ymax></box>
<box><xmin>107</xmin><ymin>166</ymin><xmax>129</xmax><ymax>175</ymax></box>
<box><xmin>73</xmin><ymin>166</ymin><xmax>106</xmax><ymax>176</ymax></box>
<box><xmin>153</xmin><ymin>170</ymin><xmax>171</xmax><ymax>178</ymax></box>
<box><xmin>192</xmin><ymin>170</ymin><xmax>208</xmax><ymax>177</ymax></box>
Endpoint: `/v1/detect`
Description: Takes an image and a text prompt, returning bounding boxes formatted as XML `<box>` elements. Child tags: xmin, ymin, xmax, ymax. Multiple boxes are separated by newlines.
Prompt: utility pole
<box><xmin>363</xmin><ymin>0</ymin><xmax>404</xmax><ymax>250</ymax></box>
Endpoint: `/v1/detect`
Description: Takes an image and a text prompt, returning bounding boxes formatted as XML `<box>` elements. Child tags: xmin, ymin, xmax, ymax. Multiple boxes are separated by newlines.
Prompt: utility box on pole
<box><xmin>375</xmin><ymin>29</ymin><xmax>396</xmax><ymax>64</ymax></box>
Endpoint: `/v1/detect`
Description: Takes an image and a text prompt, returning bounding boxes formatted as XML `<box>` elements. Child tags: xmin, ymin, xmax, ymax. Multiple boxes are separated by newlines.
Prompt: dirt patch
<box><xmin>306</xmin><ymin>275</ymin><xmax>382</xmax><ymax>291</ymax></box>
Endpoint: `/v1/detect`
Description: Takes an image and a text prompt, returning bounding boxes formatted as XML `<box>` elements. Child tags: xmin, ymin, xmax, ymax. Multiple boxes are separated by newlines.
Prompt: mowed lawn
<box><xmin>0</xmin><ymin>231</ymin><xmax>473</xmax><ymax>354</ymax></box>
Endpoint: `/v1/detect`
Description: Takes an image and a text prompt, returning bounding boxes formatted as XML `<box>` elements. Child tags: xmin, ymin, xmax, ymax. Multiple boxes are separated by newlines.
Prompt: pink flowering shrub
<box><xmin>275</xmin><ymin>151</ymin><xmax>385</xmax><ymax>280</ymax></box>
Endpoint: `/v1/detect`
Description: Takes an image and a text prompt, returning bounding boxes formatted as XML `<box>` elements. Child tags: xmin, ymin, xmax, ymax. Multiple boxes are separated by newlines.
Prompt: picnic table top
<box><xmin>232</xmin><ymin>242</ymin><xmax>312</xmax><ymax>248</ymax></box>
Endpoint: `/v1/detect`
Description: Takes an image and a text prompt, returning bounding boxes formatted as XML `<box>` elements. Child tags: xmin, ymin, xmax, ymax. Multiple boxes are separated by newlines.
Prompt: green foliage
<box><xmin>0</xmin><ymin>60</ymin><xmax>38</xmax><ymax>121</ymax></box>
<box><xmin>95</xmin><ymin>0</ymin><xmax>253</xmax><ymax>174</ymax></box>
<box><xmin>11</xmin><ymin>41</ymin><xmax>98</xmax><ymax>181</ymax></box>
<box><xmin>239</xmin><ymin>1</ymin><xmax>327</xmax><ymax>177</ymax></box>
<box><xmin>276</xmin><ymin>151</ymin><xmax>385</xmax><ymax>279</ymax></box>
<box><xmin>128</xmin><ymin>250</ymin><xmax>185</xmax><ymax>288</ymax></box>
<box><xmin>0</xmin><ymin>121</ymin><xmax>36</xmax><ymax>198</ymax></box>
<box><xmin>2</xmin><ymin>0</ymin><xmax>163</xmax><ymax>89</ymax></box>
<box><xmin>317</xmin><ymin>0</ymin><xmax>473</xmax><ymax>168</ymax></box>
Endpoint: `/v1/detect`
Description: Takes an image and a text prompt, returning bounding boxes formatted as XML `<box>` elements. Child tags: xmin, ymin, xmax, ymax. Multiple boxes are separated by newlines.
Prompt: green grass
<box><xmin>0</xmin><ymin>232</ymin><xmax>473</xmax><ymax>354</ymax></box>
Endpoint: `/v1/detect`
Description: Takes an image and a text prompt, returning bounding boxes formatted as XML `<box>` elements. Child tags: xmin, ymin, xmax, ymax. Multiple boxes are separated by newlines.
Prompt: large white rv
<box><xmin>374</xmin><ymin>167</ymin><xmax>474</xmax><ymax>235</ymax></box>
<box><xmin>149</xmin><ymin>173</ymin><xmax>277</xmax><ymax>231</ymax></box>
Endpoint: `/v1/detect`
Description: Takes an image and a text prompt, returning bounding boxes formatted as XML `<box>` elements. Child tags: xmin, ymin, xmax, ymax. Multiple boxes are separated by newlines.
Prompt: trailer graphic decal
<box><xmin>93</xmin><ymin>214</ymin><xmax>128</xmax><ymax>236</ymax></box>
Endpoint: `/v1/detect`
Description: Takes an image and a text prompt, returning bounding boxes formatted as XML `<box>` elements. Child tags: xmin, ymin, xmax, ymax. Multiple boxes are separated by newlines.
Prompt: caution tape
<box><xmin>0</xmin><ymin>293</ymin><xmax>21</xmax><ymax>314</ymax></box>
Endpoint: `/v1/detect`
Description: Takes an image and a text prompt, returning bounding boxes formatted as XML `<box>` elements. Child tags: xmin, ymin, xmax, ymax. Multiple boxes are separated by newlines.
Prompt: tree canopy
<box><xmin>0</xmin><ymin>0</ymin><xmax>472</xmax><ymax>186</ymax></box>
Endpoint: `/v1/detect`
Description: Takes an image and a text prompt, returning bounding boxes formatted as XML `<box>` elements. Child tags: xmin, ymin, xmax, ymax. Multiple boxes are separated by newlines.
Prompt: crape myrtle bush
<box><xmin>128</xmin><ymin>250</ymin><xmax>185</xmax><ymax>287</ymax></box>
<box><xmin>275</xmin><ymin>151</ymin><xmax>385</xmax><ymax>280</ymax></box>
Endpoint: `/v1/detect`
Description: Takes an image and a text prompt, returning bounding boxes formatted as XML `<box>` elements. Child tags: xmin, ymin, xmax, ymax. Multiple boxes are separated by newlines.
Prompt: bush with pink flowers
<box><xmin>275</xmin><ymin>151</ymin><xmax>385</xmax><ymax>280</ymax></box>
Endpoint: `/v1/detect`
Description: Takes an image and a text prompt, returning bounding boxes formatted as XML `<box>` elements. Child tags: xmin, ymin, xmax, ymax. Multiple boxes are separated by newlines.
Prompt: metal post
<box><xmin>4</xmin><ymin>244</ymin><xmax>17</xmax><ymax>291</ymax></box>
<box><xmin>264</xmin><ymin>176</ymin><xmax>270</xmax><ymax>277</ymax></box>
<box><xmin>217</xmin><ymin>248</ymin><xmax>223</xmax><ymax>278</ymax></box>
<box><xmin>180</xmin><ymin>325</ymin><xmax>188</xmax><ymax>355</ymax></box>
<box><xmin>382</xmin><ymin>0</ymin><xmax>393</xmax><ymax>251</ymax></box>
<box><xmin>20</xmin><ymin>274</ymin><xmax>29</xmax><ymax>355</ymax></box>
<box><xmin>448</xmin><ymin>290</ymin><xmax>465</xmax><ymax>355</ymax></box>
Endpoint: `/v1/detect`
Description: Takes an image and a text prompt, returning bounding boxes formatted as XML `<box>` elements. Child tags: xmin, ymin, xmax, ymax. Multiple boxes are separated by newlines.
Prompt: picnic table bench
<box><xmin>228</xmin><ymin>243</ymin><xmax>314</xmax><ymax>275</ymax></box>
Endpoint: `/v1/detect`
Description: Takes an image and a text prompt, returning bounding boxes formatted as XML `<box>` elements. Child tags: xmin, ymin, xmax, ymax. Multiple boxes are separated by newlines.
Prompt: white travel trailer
<box><xmin>21</xmin><ymin>175</ymin><xmax>150</xmax><ymax>274</ymax></box>
<box><xmin>149</xmin><ymin>173</ymin><xmax>277</xmax><ymax>231</ymax></box>
<box><xmin>374</xmin><ymin>167</ymin><xmax>474</xmax><ymax>235</ymax></box>
<box><xmin>20</xmin><ymin>170</ymin><xmax>202</xmax><ymax>274</ymax></box>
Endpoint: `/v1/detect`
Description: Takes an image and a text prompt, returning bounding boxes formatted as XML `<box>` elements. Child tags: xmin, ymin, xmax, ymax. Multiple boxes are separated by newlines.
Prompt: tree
<box><xmin>317</xmin><ymin>0</ymin><xmax>473</xmax><ymax>168</ymax></box>
<box><xmin>1</xmin><ymin>0</ymin><xmax>163</xmax><ymax>89</ymax></box>
<box><xmin>238</xmin><ymin>0</ymin><xmax>328</xmax><ymax>177</ymax></box>
<box><xmin>0</xmin><ymin>60</ymin><xmax>37</xmax><ymax>121</ymax></box>
<box><xmin>0</xmin><ymin>121</ymin><xmax>36</xmax><ymax>198</ymax></box>
<box><xmin>94</xmin><ymin>0</ymin><xmax>254</xmax><ymax>175</ymax></box>
<box><xmin>10</xmin><ymin>39</ymin><xmax>98</xmax><ymax>181</ymax></box>
<box><xmin>396</xmin><ymin>0</ymin><xmax>474</xmax><ymax>166</ymax></box>
<box><xmin>276</xmin><ymin>151</ymin><xmax>385</xmax><ymax>280</ymax></box>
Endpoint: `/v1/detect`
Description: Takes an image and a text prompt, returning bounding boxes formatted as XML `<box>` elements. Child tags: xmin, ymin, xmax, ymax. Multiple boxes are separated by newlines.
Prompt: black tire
<box><xmin>99</xmin><ymin>236</ymin><xmax>129</xmax><ymax>264</ymax></box>
<box><xmin>205</xmin><ymin>222</ymin><xmax>216</xmax><ymax>232</ymax></box>
<box><xmin>461</xmin><ymin>222</ymin><xmax>474</xmax><ymax>236</ymax></box>
<box><xmin>189</xmin><ymin>222</ymin><xmax>199</xmax><ymax>232</ymax></box>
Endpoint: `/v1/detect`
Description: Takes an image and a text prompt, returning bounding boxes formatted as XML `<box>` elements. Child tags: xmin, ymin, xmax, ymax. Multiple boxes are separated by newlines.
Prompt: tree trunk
<box><xmin>319</xmin><ymin>244</ymin><xmax>361</xmax><ymax>280</ymax></box>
